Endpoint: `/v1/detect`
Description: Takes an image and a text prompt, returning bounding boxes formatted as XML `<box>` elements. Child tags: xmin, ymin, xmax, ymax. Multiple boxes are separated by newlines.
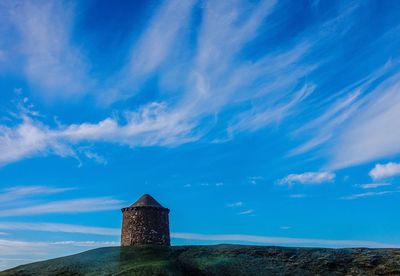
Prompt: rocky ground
<box><xmin>2</xmin><ymin>244</ymin><xmax>400</xmax><ymax>275</ymax></box>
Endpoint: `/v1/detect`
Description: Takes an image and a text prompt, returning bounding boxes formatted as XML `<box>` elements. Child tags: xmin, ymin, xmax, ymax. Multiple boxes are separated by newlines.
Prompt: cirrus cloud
<box><xmin>0</xmin><ymin>197</ymin><xmax>123</xmax><ymax>217</ymax></box>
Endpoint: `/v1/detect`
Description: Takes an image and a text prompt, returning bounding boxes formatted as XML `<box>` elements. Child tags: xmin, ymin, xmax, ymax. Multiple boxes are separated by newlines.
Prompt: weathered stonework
<box><xmin>121</xmin><ymin>194</ymin><xmax>170</xmax><ymax>246</ymax></box>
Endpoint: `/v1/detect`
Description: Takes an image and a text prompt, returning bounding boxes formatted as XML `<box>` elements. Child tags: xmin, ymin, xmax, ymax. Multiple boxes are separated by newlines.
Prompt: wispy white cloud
<box><xmin>0</xmin><ymin>197</ymin><xmax>124</xmax><ymax>217</ymax></box>
<box><xmin>229</xmin><ymin>83</ymin><xmax>315</xmax><ymax>135</ymax></box>
<box><xmin>289</xmin><ymin>194</ymin><xmax>307</xmax><ymax>199</ymax></box>
<box><xmin>340</xmin><ymin>190</ymin><xmax>399</xmax><ymax>200</ymax></box>
<box><xmin>289</xmin><ymin>89</ymin><xmax>362</xmax><ymax>156</ymax></box>
<box><xmin>0</xmin><ymin>185</ymin><xmax>74</xmax><ymax>203</ymax></box>
<box><xmin>129</xmin><ymin>0</ymin><xmax>196</xmax><ymax>77</ymax></box>
<box><xmin>102</xmin><ymin>0</ymin><xmax>197</xmax><ymax>104</ymax></box>
<box><xmin>226</xmin><ymin>202</ymin><xmax>243</xmax><ymax>208</ymax></box>
<box><xmin>369</xmin><ymin>162</ymin><xmax>400</xmax><ymax>180</ymax></box>
<box><xmin>238</xmin><ymin>209</ymin><xmax>254</xmax><ymax>215</ymax></box>
<box><xmin>0</xmin><ymin>222</ymin><xmax>119</xmax><ymax>236</ymax></box>
<box><xmin>284</xmin><ymin>22</ymin><xmax>400</xmax><ymax>169</ymax></box>
<box><xmin>7</xmin><ymin>1</ymin><xmax>92</xmax><ymax>97</ymax></box>
<box><xmin>171</xmin><ymin>232</ymin><xmax>399</xmax><ymax>248</ymax></box>
<box><xmin>356</xmin><ymin>183</ymin><xmax>391</xmax><ymax>189</ymax></box>
<box><xmin>278</xmin><ymin>172</ymin><xmax>335</xmax><ymax>185</ymax></box>
<box><xmin>279</xmin><ymin>226</ymin><xmax>292</xmax><ymax>230</ymax></box>
<box><xmin>81</xmin><ymin>150</ymin><xmax>108</xmax><ymax>166</ymax></box>
<box><xmin>183</xmin><ymin>182</ymin><xmax>224</xmax><ymax>188</ymax></box>
<box><xmin>328</xmin><ymin>70</ymin><xmax>400</xmax><ymax>169</ymax></box>
<box><xmin>0</xmin><ymin>102</ymin><xmax>196</xmax><ymax>166</ymax></box>
<box><xmin>50</xmin><ymin>241</ymin><xmax>119</xmax><ymax>247</ymax></box>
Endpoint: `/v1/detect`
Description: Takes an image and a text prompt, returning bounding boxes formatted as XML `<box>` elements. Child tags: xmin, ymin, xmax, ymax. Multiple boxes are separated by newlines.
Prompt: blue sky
<box><xmin>1</xmin><ymin>0</ymin><xmax>400</xmax><ymax>270</ymax></box>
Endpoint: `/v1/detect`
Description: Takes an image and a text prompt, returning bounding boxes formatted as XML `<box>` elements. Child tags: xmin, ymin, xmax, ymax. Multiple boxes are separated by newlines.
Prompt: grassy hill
<box><xmin>2</xmin><ymin>245</ymin><xmax>400</xmax><ymax>275</ymax></box>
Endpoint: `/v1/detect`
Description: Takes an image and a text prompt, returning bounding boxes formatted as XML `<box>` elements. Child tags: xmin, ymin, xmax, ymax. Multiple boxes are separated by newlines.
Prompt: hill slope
<box><xmin>2</xmin><ymin>245</ymin><xmax>400</xmax><ymax>275</ymax></box>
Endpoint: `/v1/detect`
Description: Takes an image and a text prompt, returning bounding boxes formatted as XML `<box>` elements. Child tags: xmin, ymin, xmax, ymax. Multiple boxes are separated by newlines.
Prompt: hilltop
<box><xmin>2</xmin><ymin>245</ymin><xmax>400</xmax><ymax>275</ymax></box>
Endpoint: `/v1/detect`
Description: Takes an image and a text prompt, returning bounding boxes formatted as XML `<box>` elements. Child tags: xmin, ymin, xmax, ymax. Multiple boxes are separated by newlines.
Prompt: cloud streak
<box><xmin>0</xmin><ymin>197</ymin><xmax>124</xmax><ymax>217</ymax></box>
<box><xmin>0</xmin><ymin>185</ymin><xmax>74</xmax><ymax>203</ymax></box>
<box><xmin>278</xmin><ymin>172</ymin><xmax>335</xmax><ymax>185</ymax></box>
<box><xmin>238</xmin><ymin>209</ymin><xmax>254</xmax><ymax>215</ymax></box>
<box><xmin>0</xmin><ymin>222</ymin><xmax>119</xmax><ymax>236</ymax></box>
<box><xmin>356</xmin><ymin>183</ymin><xmax>391</xmax><ymax>189</ymax></box>
<box><xmin>340</xmin><ymin>190</ymin><xmax>399</xmax><ymax>200</ymax></box>
<box><xmin>327</xmin><ymin>69</ymin><xmax>400</xmax><ymax>169</ymax></box>
<box><xmin>50</xmin><ymin>241</ymin><xmax>119</xmax><ymax>247</ymax></box>
<box><xmin>285</xmin><ymin>22</ymin><xmax>400</xmax><ymax>170</ymax></box>
<box><xmin>129</xmin><ymin>0</ymin><xmax>196</xmax><ymax>77</ymax></box>
<box><xmin>6</xmin><ymin>1</ymin><xmax>92</xmax><ymax>98</ymax></box>
<box><xmin>226</xmin><ymin>202</ymin><xmax>243</xmax><ymax>208</ymax></box>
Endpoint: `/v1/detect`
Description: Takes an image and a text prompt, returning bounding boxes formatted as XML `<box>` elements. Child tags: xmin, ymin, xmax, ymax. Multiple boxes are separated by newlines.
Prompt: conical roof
<box><xmin>130</xmin><ymin>194</ymin><xmax>164</xmax><ymax>208</ymax></box>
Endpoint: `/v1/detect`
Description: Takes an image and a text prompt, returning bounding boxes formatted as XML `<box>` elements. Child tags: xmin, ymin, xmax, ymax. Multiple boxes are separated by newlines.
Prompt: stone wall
<box><xmin>121</xmin><ymin>206</ymin><xmax>170</xmax><ymax>246</ymax></box>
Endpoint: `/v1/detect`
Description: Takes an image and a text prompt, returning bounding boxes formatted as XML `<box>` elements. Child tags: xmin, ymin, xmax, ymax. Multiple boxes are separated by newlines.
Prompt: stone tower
<box><xmin>121</xmin><ymin>194</ymin><xmax>170</xmax><ymax>246</ymax></box>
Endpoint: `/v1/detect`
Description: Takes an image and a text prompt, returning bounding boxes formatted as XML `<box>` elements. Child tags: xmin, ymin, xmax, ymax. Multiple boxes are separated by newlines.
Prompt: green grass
<box><xmin>2</xmin><ymin>245</ymin><xmax>400</xmax><ymax>275</ymax></box>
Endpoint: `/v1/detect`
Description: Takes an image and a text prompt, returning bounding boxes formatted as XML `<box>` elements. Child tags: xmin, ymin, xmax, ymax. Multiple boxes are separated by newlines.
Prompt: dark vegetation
<box><xmin>2</xmin><ymin>245</ymin><xmax>400</xmax><ymax>275</ymax></box>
